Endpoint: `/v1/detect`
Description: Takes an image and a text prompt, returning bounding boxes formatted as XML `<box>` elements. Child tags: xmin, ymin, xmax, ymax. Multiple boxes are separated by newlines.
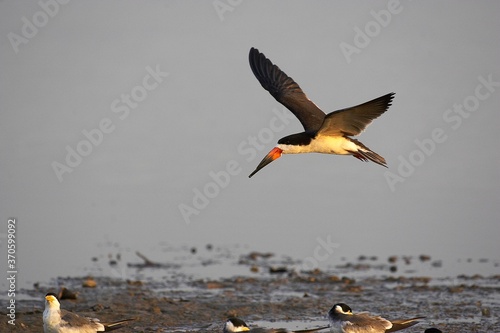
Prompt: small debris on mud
<box><xmin>82</xmin><ymin>277</ymin><xmax>97</xmax><ymax>288</ymax></box>
<box><xmin>2</xmin><ymin>249</ymin><xmax>499</xmax><ymax>333</ymax></box>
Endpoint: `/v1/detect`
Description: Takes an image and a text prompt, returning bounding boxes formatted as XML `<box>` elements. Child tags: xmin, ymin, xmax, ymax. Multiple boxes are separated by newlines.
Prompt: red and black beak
<box><xmin>248</xmin><ymin>147</ymin><xmax>283</xmax><ymax>178</ymax></box>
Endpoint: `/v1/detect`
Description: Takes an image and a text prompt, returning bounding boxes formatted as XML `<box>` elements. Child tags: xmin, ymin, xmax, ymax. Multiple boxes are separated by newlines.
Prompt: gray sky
<box><xmin>1</xmin><ymin>1</ymin><xmax>499</xmax><ymax>287</ymax></box>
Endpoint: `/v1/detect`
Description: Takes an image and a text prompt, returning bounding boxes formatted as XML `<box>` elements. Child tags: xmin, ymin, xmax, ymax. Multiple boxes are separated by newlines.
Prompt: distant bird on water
<box><xmin>248</xmin><ymin>47</ymin><xmax>395</xmax><ymax>178</ymax></box>
<box><xmin>328</xmin><ymin>303</ymin><xmax>424</xmax><ymax>333</ymax></box>
<box><xmin>43</xmin><ymin>293</ymin><xmax>135</xmax><ymax>333</ymax></box>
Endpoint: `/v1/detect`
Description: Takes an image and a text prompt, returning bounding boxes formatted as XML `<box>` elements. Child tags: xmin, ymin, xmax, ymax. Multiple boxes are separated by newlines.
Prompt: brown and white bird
<box><xmin>248</xmin><ymin>47</ymin><xmax>395</xmax><ymax>178</ymax></box>
<box><xmin>328</xmin><ymin>303</ymin><xmax>424</xmax><ymax>333</ymax></box>
<box><xmin>224</xmin><ymin>317</ymin><xmax>329</xmax><ymax>333</ymax></box>
<box><xmin>43</xmin><ymin>293</ymin><xmax>135</xmax><ymax>333</ymax></box>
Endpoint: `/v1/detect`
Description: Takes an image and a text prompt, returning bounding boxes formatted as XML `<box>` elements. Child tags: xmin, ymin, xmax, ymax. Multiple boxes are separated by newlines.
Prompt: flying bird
<box><xmin>43</xmin><ymin>293</ymin><xmax>135</xmax><ymax>333</ymax></box>
<box><xmin>328</xmin><ymin>303</ymin><xmax>424</xmax><ymax>333</ymax></box>
<box><xmin>224</xmin><ymin>317</ymin><xmax>329</xmax><ymax>333</ymax></box>
<box><xmin>248</xmin><ymin>47</ymin><xmax>395</xmax><ymax>178</ymax></box>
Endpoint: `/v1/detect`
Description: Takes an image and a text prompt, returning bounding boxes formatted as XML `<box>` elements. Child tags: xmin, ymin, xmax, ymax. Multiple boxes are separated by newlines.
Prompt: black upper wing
<box><xmin>249</xmin><ymin>48</ymin><xmax>325</xmax><ymax>131</ymax></box>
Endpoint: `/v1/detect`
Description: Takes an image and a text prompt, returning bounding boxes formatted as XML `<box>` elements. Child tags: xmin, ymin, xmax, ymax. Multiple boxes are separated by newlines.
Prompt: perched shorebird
<box><xmin>248</xmin><ymin>47</ymin><xmax>395</xmax><ymax>178</ymax></box>
<box><xmin>43</xmin><ymin>293</ymin><xmax>135</xmax><ymax>333</ymax></box>
<box><xmin>328</xmin><ymin>303</ymin><xmax>424</xmax><ymax>333</ymax></box>
<box><xmin>224</xmin><ymin>317</ymin><xmax>329</xmax><ymax>333</ymax></box>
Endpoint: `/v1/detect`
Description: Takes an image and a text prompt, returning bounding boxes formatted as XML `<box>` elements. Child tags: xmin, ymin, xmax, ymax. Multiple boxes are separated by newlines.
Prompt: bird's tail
<box><xmin>386</xmin><ymin>317</ymin><xmax>426</xmax><ymax>332</ymax></box>
<box><xmin>349</xmin><ymin>138</ymin><xmax>387</xmax><ymax>167</ymax></box>
<box><xmin>104</xmin><ymin>318</ymin><xmax>136</xmax><ymax>331</ymax></box>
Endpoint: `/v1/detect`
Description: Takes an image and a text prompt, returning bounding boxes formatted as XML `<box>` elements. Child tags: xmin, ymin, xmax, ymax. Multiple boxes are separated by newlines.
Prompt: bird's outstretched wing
<box><xmin>318</xmin><ymin>93</ymin><xmax>395</xmax><ymax>136</ymax></box>
<box><xmin>249</xmin><ymin>47</ymin><xmax>325</xmax><ymax>131</ymax></box>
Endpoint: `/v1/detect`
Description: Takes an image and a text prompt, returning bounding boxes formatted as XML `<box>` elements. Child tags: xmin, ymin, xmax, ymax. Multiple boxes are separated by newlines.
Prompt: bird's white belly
<box><xmin>329</xmin><ymin>321</ymin><xmax>346</xmax><ymax>333</ymax></box>
<box><xmin>279</xmin><ymin>136</ymin><xmax>356</xmax><ymax>155</ymax></box>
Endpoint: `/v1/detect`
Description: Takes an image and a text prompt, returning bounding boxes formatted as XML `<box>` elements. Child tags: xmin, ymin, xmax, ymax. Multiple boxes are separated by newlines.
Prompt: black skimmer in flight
<box><xmin>223</xmin><ymin>317</ymin><xmax>329</xmax><ymax>333</ymax></box>
<box><xmin>43</xmin><ymin>293</ymin><xmax>136</xmax><ymax>332</ymax></box>
<box><xmin>328</xmin><ymin>303</ymin><xmax>424</xmax><ymax>333</ymax></box>
<box><xmin>248</xmin><ymin>47</ymin><xmax>395</xmax><ymax>178</ymax></box>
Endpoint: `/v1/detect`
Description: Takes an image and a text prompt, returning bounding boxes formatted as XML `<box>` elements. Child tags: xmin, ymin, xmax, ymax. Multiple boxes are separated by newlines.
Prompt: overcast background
<box><xmin>1</xmin><ymin>1</ymin><xmax>499</xmax><ymax>290</ymax></box>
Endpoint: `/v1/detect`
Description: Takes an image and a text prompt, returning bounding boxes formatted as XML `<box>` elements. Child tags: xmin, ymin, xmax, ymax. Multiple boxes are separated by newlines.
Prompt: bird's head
<box><xmin>224</xmin><ymin>317</ymin><xmax>250</xmax><ymax>333</ymax></box>
<box><xmin>45</xmin><ymin>293</ymin><xmax>60</xmax><ymax>309</ymax></box>
<box><xmin>330</xmin><ymin>303</ymin><xmax>353</xmax><ymax>316</ymax></box>
<box><xmin>248</xmin><ymin>147</ymin><xmax>283</xmax><ymax>178</ymax></box>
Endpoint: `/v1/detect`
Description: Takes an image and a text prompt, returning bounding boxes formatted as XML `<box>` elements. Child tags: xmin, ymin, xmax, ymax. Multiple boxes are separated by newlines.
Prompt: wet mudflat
<box><xmin>1</xmin><ymin>252</ymin><xmax>499</xmax><ymax>333</ymax></box>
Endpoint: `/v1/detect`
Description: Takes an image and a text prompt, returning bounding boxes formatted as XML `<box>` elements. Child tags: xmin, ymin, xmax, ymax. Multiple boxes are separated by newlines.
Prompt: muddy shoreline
<box><xmin>2</xmin><ymin>267</ymin><xmax>499</xmax><ymax>333</ymax></box>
